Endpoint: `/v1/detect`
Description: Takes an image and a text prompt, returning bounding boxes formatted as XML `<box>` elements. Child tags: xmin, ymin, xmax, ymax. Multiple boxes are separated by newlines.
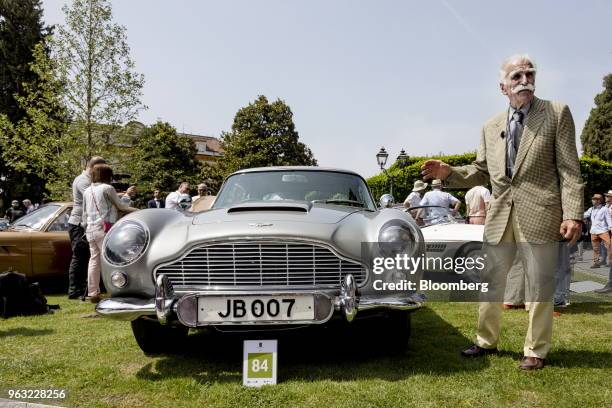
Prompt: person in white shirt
<box><xmin>403</xmin><ymin>180</ymin><xmax>427</xmax><ymax>209</ymax></box>
<box><xmin>166</xmin><ymin>182</ymin><xmax>190</xmax><ymax>210</ymax></box>
<box><xmin>22</xmin><ymin>199</ymin><xmax>35</xmax><ymax>214</ymax></box>
<box><xmin>82</xmin><ymin>164</ymin><xmax>137</xmax><ymax>302</ymax></box>
<box><xmin>596</xmin><ymin>190</ymin><xmax>612</xmax><ymax>293</ymax></box>
<box><xmin>465</xmin><ymin>185</ymin><xmax>491</xmax><ymax>225</ymax></box>
<box><xmin>418</xmin><ymin>179</ymin><xmax>461</xmax><ymax>220</ymax></box>
<box><xmin>584</xmin><ymin>193</ymin><xmax>612</xmax><ymax>269</ymax></box>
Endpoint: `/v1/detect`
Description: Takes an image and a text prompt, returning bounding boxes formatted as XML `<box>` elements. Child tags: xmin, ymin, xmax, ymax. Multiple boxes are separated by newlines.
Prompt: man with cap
<box><xmin>5</xmin><ymin>200</ymin><xmax>24</xmax><ymax>222</ymax></box>
<box><xmin>419</xmin><ymin>179</ymin><xmax>461</xmax><ymax>213</ymax></box>
<box><xmin>584</xmin><ymin>193</ymin><xmax>612</xmax><ymax>269</ymax></box>
<box><xmin>403</xmin><ymin>180</ymin><xmax>427</xmax><ymax>209</ymax></box>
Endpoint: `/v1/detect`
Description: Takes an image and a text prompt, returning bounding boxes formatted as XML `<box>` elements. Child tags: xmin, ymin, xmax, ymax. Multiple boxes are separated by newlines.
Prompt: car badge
<box><xmin>248</xmin><ymin>222</ymin><xmax>273</xmax><ymax>227</ymax></box>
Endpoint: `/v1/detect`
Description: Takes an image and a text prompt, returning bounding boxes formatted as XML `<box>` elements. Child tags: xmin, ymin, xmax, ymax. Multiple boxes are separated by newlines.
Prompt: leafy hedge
<box><xmin>367</xmin><ymin>153</ymin><xmax>612</xmax><ymax>211</ymax></box>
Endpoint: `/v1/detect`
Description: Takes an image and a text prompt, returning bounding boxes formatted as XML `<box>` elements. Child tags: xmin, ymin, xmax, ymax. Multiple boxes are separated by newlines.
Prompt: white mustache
<box><xmin>511</xmin><ymin>83</ymin><xmax>535</xmax><ymax>94</ymax></box>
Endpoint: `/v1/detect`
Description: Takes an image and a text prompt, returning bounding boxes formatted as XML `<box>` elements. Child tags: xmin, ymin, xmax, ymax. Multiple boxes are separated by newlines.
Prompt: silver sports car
<box><xmin>96</xmin><ymin>167</ymin><xmax>425</xmax><ymax>354</ymax></box>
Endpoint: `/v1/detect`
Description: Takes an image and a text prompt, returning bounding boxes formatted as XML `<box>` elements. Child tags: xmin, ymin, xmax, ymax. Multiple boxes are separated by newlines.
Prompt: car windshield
<box><xmin>11</xmin><ymin>204</ymin><xmax>61</xmax><ymax>230</ymax></box>
<box><xmin>213</xmin><ymin>170</ymin><xmax>376</xmax><ymax>211</ymax></box>
<box><xmin>407</xmin><ymin>205</ymin><xmax>464</xmax><ymax>227</ymax></box>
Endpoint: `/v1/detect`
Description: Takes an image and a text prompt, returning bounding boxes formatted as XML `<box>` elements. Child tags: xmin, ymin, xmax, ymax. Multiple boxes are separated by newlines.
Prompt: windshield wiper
<box><xmin>312</xmin><ymin>199</ymin><xmax>365</xmax><ymax>208</ymax></box>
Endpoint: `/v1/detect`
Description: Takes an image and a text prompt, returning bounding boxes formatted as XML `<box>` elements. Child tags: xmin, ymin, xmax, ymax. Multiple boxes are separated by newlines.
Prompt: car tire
<box><xmin>456</xmin><ymin>242</ymin><xmax>484</xmax><ymax>284</ymax></box>
<box><xmin>380</xmin><ymin>310</ymin><xmax>412</xmax><ymax>352</ymax></box>
<box><xmin>130</xmin><ymin>318</ymin><xmax>189</xmax><ymax>355</ymax></box>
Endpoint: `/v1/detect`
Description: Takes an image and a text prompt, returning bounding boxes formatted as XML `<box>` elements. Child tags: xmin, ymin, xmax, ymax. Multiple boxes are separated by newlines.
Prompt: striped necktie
<box><xmin>506</xmin><ymin>110</ymin><xmax>524</xmax><ymax>178</ymax></box>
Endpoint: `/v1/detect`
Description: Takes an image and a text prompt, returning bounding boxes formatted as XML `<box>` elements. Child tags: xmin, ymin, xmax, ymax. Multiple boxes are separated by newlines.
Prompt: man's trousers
<box><xmin>68</xmin><ymin>223</ymin><xmax>90</xmax><ymax>297</ymax></box>
<box><xmin>476</xmin><ymin>205</ymin><xmax>557</xmax><ymax>358</ymax></box>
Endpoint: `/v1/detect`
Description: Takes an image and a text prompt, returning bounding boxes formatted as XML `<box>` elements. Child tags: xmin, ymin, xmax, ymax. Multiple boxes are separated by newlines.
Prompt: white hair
<box><xmin>499</xmin><ymin>54</ymin><xmax>537</xmax><ymax>84</ymax></box>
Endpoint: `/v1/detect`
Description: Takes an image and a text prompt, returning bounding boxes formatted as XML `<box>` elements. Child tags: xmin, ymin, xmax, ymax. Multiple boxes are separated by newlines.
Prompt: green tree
<box><xmin>125</xmin><ymin>121</ymin><xmax>201</xmax><ymax>200</ymax></box>
<box><xmin>53</xmin><ymin>0</ymin><xmax>146</xmax><ymax>161</ymax></box>
<box><xmin>581</xmin><ymin>73</ymin><xmax>612</xmax><ymax>162</ymax></box>
<box><xmin>0</xmin><ymin>0</ymin><xmax>50</xmax><ymax>121</ymax></box>
<box><xmin>0</xmin><ymin>0</ymin><xmax>52</xmax><ymax>207</ymax></box>
<box><xmin>218</xmin><ymin>95</ymin><xmax>317</xmax><ymax>178</ymax></box>
<box><xmin>0</xmin><ymin>40</ymin><xmax>80</xmax><ymax>200</ymax></box>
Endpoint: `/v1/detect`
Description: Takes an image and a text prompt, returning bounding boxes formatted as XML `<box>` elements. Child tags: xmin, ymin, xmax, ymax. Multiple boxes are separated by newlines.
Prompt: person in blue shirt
<box><xmin>583</xmin><ymin>193</ymin><xmax>612</xmax><ymax>269</ymax></box>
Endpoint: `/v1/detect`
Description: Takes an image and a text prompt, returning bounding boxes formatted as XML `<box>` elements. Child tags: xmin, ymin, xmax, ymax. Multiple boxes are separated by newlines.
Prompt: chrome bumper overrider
<box><xmin>95</xmin><ymin>274</ymin><xmax>424</xmax><ymax>324</ymax></box>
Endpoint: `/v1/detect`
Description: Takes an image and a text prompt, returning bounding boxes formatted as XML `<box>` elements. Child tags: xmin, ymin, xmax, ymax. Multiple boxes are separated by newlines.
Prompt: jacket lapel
<box><xmin>490</xmin><ymin>116</ymin><xmax>510</xmax><ymax>182</ymax></box>
<box><xmin>512</xmin><ymin>97</ymin><xmax>546</xmax><ymax>178</ymax></box>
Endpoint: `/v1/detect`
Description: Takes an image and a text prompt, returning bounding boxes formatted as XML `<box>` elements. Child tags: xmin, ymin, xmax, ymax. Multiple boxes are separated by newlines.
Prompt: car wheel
<box><xmin>380</xmin><ymin>310</ymin><xmax>412</xmax><ymax>352</ymax></box>
<box><xmin>457</xmin><ymin>242</ymin><xmax>484</xmax><ymax>284</ymax></box>
<box><xmin>130</xmin><ymin>318</ymin><xmax>189</xmax><ymax>355</ymax></box>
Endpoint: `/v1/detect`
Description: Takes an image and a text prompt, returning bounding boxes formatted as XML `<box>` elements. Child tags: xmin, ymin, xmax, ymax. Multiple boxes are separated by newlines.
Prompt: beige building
<box><xmin>178</xmin><ymin>132</ymin><xmax>224</xmax><ymax>165</ymax></box>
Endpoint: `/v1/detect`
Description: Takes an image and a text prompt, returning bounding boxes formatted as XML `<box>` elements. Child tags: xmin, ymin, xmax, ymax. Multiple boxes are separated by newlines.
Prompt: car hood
<box><xmin>192</xmin><ymin>202</ymin><xmax>363</xmax><ymax>225</ymax></box>
<box><xmin>421</xmin><ymin>222</ymin><xmax>484</xmax><ymax>242</ymax></box>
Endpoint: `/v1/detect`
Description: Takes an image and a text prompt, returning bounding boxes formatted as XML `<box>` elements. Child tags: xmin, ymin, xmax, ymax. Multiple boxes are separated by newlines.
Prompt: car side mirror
<box><xmin>178</xmin><ymin>195</ymin><xmax>192</xmax><ymax>211</ymax></box>
<box><xmin>379</xmin><ymin>194</ymin><xmax>395</xmax><ymax>208</ymax></box>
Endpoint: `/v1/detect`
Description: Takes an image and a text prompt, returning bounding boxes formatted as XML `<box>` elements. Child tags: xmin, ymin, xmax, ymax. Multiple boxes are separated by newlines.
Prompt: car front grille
<box><xmin>155</xmin><ymin>241</ymin><xmax>367</xmax><ymax>290</ymax></box>
<box><xmin>426</xmin><ymin>242</ymin><xmax>447</xmax><ymax>252</ymax></box>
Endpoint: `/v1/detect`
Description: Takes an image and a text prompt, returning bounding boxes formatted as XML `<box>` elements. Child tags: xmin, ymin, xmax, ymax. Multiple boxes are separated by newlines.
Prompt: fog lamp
<box><xmin>111</xmin><ymin>271</ymin><xmax>128</xmax><ymax>288</ymax></box>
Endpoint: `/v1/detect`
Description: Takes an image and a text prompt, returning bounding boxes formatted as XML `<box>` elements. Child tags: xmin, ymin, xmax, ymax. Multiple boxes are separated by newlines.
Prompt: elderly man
<box><xmin>22</xmin><ymin>199</ymin><xmax>35</xmax><ymax>214</ymax></box>
<box><xmin>192</xmin><ymin>183</ymin><xmax>208</xmax><ymax>201</ymax></box>
<box><xmin>67</xmin><ymin>156</ymin><xmax>106</xmax><ymax>299</ymax></box>
<box><xmin>421</xmin><ymin>54</ymin><xmax>583</xmax><ymax>370</ymax></box>
<box><xmin>403</xmin><ymin>180</ymin><xmax>427</xmax><ymax>209</ymax></box>
<box><xmin>166</xmin><ymin>182</ymin><xmax>190</xmax><ymax>209</ymax></box>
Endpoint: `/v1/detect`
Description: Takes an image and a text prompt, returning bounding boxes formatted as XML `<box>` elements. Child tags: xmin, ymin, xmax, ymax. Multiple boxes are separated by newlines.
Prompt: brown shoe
<box><xmin>461</xmin><ymin>344</ymin><xmax>498</xmax><ymax>357</ymax></box>
<box><xmin>519</xmin><ymin>356</ymin><xmax>545</xmax><ymax>370</ymax></box>
<box><xmin>590</xmin><ymin>263</ymin><xmax>601</xmax><ymax>269</ymax></box>
<box><xmin>87</xmin><ymin>295</ymin><xmax>101</xmax><ymax>303</ymax></box>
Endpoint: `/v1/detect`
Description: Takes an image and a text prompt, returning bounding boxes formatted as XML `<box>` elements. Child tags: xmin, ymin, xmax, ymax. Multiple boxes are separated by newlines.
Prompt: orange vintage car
<box><xmin>0</xmin><ymin>202</ymin><xmax>73</xmax><ymax>280</ymax></box>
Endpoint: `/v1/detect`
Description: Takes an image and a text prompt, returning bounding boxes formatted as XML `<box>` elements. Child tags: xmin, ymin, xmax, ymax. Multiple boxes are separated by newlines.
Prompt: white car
<box><xmin>407</xmin><ymin>205</ymin><xmax>484</xmax><ymax>283</ymax></box>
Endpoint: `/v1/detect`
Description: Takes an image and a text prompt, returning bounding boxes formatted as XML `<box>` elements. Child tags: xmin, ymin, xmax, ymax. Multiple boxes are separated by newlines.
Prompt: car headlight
<box><xmin>104</xmin><ymin>221</ymin><xmax>149</xmax><ymax>266</ymax></box>
<box><xmin>378</xmin><ymin>220</ymin><xmax>418</xmax><ymax>258</ymax></box>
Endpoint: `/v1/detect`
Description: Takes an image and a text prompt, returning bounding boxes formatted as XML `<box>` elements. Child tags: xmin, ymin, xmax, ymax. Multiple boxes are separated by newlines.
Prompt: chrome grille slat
<box><xmin>155</xmin><ymin>240</ymin><xmax>366</xmax><ymax>289</ymax></box>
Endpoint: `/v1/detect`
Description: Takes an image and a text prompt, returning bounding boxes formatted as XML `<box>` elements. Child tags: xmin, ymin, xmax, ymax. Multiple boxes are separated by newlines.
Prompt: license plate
<box><xmin>197</xmin><ymin>295</ymin><xmax>315</xmax><ymax>323</ymax></box>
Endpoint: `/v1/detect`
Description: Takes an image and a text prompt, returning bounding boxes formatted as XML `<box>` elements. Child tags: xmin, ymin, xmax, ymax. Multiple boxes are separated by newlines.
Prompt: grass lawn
<box><xmin>1</xmin><ymin>295</ymin><xmax>610</xmax><ymax>408</ymax></box>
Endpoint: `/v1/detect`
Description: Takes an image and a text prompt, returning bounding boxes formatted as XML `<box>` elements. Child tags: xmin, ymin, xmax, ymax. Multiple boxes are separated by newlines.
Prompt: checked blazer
<box><xmin>445</xmin><ymin>97</ymin><xmax>584</xmax><ymax>244</ymax></box>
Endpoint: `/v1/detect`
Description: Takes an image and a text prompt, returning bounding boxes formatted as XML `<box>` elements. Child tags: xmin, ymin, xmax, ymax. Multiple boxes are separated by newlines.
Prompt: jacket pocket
<box><xmin>538</xmin><ymin>193</ymin><xmax>561</xmax><ymax>206</ymax></box>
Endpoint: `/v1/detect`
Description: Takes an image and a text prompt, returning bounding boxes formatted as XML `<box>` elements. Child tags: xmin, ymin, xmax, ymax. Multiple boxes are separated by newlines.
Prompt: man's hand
<box><xmin>560</xmin><ymin>220</ymin><xmax>581</xmax><ymax>244</ymax></box>
<box><xmin>421</xmin><ymin>160</ymin><xmax>452</xmax><ymax>181</ymax></box>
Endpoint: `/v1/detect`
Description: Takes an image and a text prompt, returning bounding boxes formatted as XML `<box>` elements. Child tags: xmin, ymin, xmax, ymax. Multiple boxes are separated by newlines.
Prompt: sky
<box><xmin>41</xmin><ymin>0</ymin><xmax>612</xmax><ymax>178</ymax></box>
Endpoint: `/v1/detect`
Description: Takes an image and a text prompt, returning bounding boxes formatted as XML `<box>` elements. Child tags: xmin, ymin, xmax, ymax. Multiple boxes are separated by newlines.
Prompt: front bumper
<box><xmin>95</xmin><ymin>274</ymin><xmax>424</xmax><ymax>326</ymax></box>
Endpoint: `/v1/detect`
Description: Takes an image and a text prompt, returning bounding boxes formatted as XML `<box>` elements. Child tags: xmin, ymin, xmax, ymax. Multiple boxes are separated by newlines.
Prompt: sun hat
<box><xmin>412</xmin><ymin>180</ymin><xmax>428</xmax><ymax>192</ymax></box>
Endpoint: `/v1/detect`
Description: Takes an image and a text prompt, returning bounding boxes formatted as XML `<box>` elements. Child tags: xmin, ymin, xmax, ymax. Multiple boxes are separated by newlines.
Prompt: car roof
<box><xmin>230</xmin><ymin>166</ymin><xmax>362</xmax><ymax>177</ymax></box>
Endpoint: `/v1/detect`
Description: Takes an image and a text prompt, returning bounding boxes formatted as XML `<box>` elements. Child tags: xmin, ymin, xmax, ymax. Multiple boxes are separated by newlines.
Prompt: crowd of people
<box><xmin>403</xmin><ymin>179</ymin><xmax>612</xmax><ymax>300</ymax></box>
<box><xmin>65</xmin><ymin>156</ymin><xmax>212</xmax><ymax>302</ymax></box>
<box><xmin>403</xmin><ymin>179</ymin><xmax>490</xmax><ymax>225</ymax></box>
<box><xmin>2</xmin><ymin>198</ymin><xmax>48</xmax><ymax>222</ymax></box>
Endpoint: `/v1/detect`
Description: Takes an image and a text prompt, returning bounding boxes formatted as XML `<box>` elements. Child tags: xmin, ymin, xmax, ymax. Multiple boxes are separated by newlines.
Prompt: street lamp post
<box><xmin>376</xmin><ymin>147</ymin><xmax>409</xmax><ymax>199</ymax></box>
